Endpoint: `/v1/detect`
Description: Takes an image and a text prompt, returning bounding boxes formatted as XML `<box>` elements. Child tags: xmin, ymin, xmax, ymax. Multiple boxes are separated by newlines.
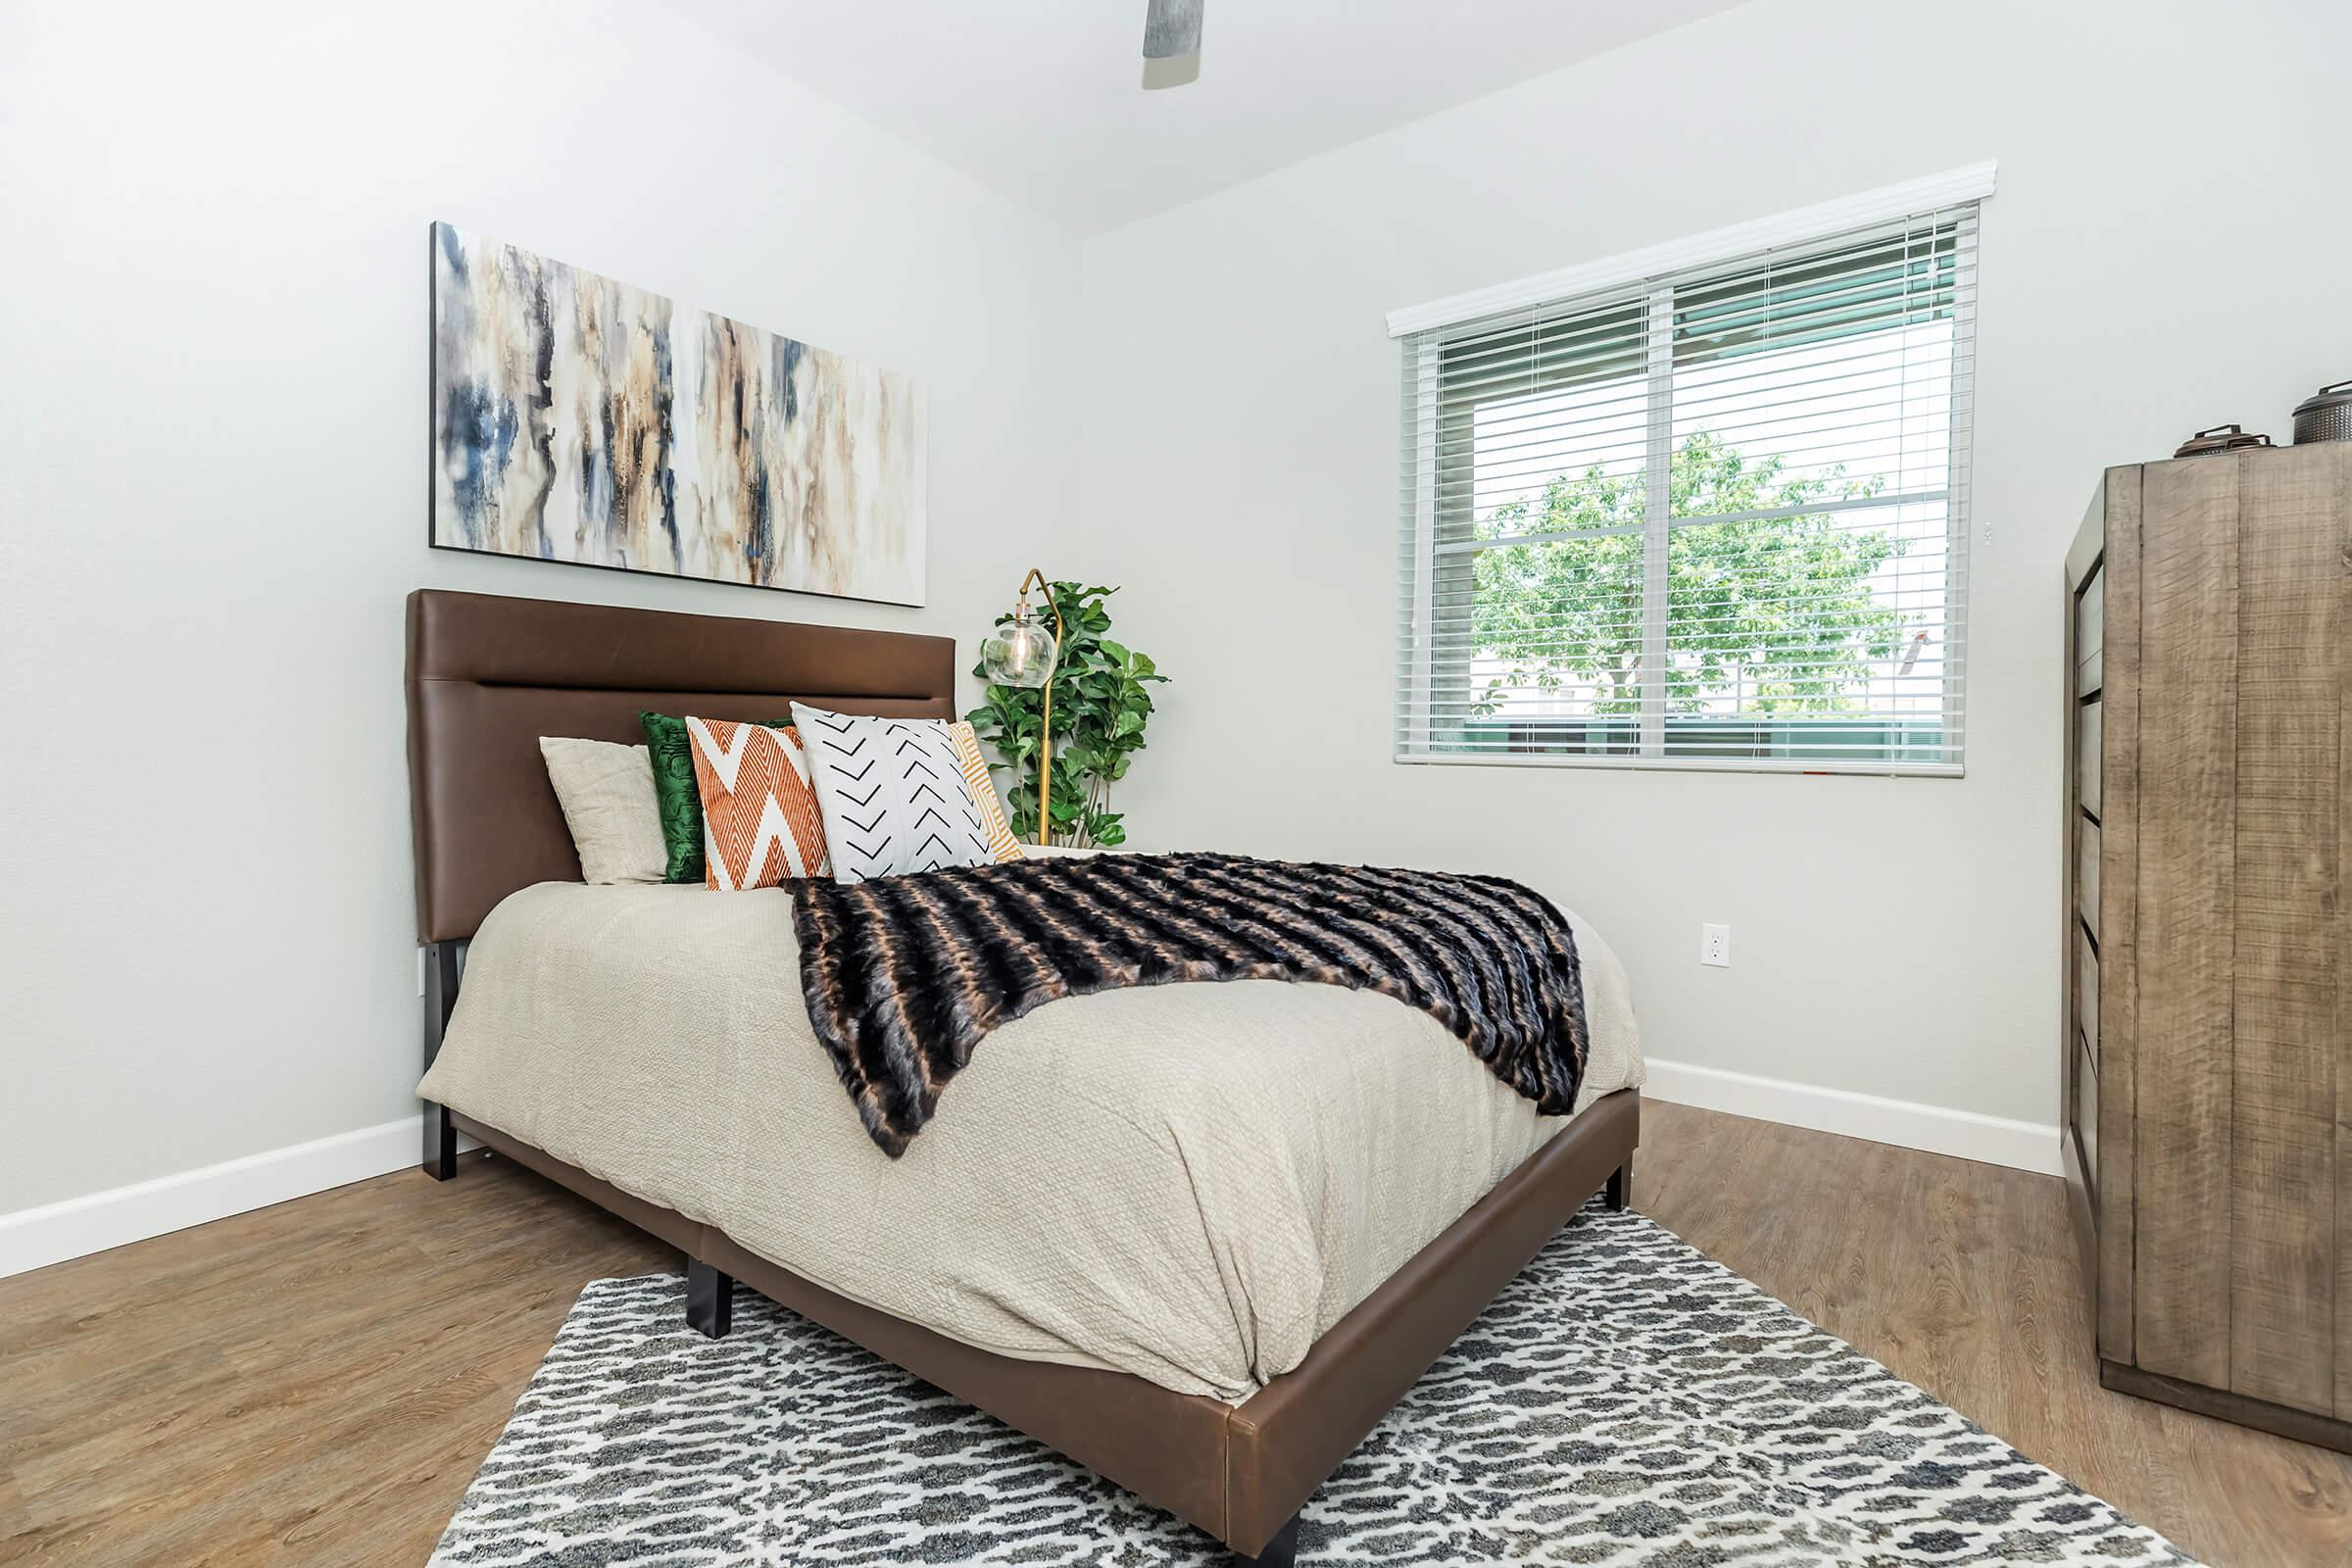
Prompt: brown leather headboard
<box><xmin>405</xmin><ymin>589</ymin><xmax>956</xmax><ymax>943</ymax></box>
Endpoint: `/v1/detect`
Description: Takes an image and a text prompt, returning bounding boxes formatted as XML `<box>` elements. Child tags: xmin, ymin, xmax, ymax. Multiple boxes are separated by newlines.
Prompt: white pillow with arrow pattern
<box><xmin>790</xmin><ymin>704</ymin><xmax>1004</xmax><ymax>883</ymax></box>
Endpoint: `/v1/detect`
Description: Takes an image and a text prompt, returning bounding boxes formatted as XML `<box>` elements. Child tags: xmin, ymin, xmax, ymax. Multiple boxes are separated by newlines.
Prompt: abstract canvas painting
<box><xmin>429</xmin><ymin>222</ymin><xmax>926</xmax><ymax>606</ymax></box>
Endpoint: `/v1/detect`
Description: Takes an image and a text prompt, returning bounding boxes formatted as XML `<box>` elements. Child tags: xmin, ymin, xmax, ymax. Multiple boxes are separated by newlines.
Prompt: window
<box><xmin>1393</xmin><ymin>171</ymin><xmax>1984</xmax><ymax>774</ymax></box>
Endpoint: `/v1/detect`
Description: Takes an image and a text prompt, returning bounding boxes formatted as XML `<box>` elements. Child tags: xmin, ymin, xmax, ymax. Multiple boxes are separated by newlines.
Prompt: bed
<box><xmin>405</xmin><ymin>587</ymin><xmax>1642</xmax><ymax>1565</ymax></box>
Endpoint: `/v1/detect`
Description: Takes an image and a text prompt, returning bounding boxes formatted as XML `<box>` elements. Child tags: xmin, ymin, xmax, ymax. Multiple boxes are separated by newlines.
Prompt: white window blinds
<box><xmin>1394</xmin><ymin>176</ymin><xmax>1984</xmax><ymax>775</ymax></box>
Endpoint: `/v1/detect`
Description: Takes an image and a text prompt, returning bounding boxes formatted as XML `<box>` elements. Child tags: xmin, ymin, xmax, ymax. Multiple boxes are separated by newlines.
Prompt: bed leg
<box><xmin>1604</xmin><ymin>1155</ymin><xmax>1633</xmax><ymax>1211</ymax></box>
<box><xmin>686</xmin><ymin>1258</ymin><xmax>735</xmax><ymax>1339</ymax></box>
<box><xmin>420</xmin><ymin>941</ymin><xmax>464</xmax><ymax>1180</ymax></box>
<box><xmin>423</xmin><ymin>1102</ymin><xmax>457</xmax><ymax>1181</ymax></box>
<box><xmin>1231</xmin><ymin>1511</ymin><xmax>1299</xmax><ymax>1568</ymax></box>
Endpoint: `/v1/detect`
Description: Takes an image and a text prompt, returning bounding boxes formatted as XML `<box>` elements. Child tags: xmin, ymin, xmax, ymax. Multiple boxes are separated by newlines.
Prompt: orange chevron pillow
<box><xmin>684</xmin><ymin>718</ymin><xmax>831</xmax><ymax>890</ymax></box>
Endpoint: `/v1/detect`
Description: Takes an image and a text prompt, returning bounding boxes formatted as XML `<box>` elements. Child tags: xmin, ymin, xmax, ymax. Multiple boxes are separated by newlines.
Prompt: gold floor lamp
<box><xmin>980</xmin><ymin>568</ymin><xmax>1065</xmax><ymax>847</ymax></box>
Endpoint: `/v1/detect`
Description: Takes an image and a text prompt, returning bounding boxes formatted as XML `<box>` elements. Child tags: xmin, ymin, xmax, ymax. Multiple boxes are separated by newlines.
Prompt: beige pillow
<box><xmin>539</xmin><ymin>737</ymin><xmax>666</xmax><ymax>884</ymax></box>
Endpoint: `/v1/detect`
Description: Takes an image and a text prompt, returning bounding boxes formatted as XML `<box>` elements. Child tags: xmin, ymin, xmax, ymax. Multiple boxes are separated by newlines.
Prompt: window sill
<box><xmin>1392</xmin><ymin>750</ymin><xmax>1963</xmax><ymax>779</ymax></box>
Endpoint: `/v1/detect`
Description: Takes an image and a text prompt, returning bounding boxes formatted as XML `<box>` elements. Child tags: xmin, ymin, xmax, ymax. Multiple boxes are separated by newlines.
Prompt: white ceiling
<box><xmin>660</xmin><ymin>0</ymin><xmax>1747</xmax><ymax>231</ymax></box>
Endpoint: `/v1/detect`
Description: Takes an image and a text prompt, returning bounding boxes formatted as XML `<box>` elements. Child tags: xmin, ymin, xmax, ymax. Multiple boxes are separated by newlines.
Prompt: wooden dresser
<box><xmin>2064</xmin><ymin>442</ymin><xmax>2352</xmax><ymax>1450</ymax></box>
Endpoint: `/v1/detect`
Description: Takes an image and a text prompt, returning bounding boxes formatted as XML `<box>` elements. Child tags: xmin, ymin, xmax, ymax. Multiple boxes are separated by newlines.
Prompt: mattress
<box><xmin>417</xmin><ymin>875</ymin><xmax>1642</xmax><ymax>1400</ymax></box>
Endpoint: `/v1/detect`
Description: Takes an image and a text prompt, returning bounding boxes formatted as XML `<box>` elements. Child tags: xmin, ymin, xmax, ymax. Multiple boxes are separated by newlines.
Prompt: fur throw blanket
<box><xmin>792</xmin><ymin>852</ymin><xmax>1590</xmax><ymax>1157</ymax></box>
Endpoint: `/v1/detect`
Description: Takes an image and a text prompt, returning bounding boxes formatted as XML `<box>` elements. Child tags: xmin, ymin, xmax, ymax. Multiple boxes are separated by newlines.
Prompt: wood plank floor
<box><xmin>4</xmin><ymin>1100</ymin><xmax>2348</xmax><ymax>1566</ymax></box>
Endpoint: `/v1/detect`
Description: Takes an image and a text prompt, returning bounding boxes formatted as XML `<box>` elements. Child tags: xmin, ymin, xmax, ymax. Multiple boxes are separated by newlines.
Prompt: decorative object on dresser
<box><xmin>428</xmin><ymin>221</ymin><xmax>927</xmax><ymax>606</ymax></box>
<box><xmin>2063</xmin><ymin>440</ymin><xmax>2352</xmax><ymax>1451</ymax></box>
<box><xmin>2170</xmin><ymin>423</ymin><xmax>2274</xmax><ymax>459</ymax></box>
<box><xmin>2294</xmin><ymin>380</ymin><xmax>2352</xmax><ymax>445</ymax></box>
<box><xmin>972</xmin><ymin>575</ymin><xmax>1165</xmax><ymax>846</ymax></box>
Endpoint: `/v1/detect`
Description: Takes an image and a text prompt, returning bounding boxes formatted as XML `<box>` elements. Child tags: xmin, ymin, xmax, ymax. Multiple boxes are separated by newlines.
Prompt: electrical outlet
<box><xmin>1699</xmin><ymin>923</ymin><xmax>1732</xmax><ymax>967</ymax></box>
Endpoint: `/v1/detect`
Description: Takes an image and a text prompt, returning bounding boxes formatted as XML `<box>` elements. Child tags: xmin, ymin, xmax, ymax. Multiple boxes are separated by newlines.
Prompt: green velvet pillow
<box><xmin>638</xmin><ymin>711</ymin><xmax>795</xmax><ymax>884</ymax></box>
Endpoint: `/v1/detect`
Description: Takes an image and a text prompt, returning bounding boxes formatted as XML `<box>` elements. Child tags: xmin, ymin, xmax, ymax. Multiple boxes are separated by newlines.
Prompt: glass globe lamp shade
<box><xmin>982</xmin><ymin>619</ymin><xmax>1057</xmax><ymax>690</ymax></box>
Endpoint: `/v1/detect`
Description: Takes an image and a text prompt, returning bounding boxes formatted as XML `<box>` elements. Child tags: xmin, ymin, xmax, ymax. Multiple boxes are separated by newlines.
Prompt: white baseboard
<box><xmin>0</xmin><ymin>1114</ymin><xmax>473</xmax><ymax>1280</ymax></box>
<box><xmin>1642</xmin><ymin>1057</ymin><xmax>2061</xmax><ymax>1176</ymax></box>
<box><xmin>2</xmin><ymin>1062</ymin><xmax>2055</xmax><ymax>1280</ymax></box>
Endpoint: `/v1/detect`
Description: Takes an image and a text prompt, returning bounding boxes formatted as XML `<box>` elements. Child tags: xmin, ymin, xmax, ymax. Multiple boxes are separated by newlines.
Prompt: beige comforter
<box><xmin>417</xmin><ymin>876</ymin><xmax>1642</xmax><ymax>1400</ymax></box>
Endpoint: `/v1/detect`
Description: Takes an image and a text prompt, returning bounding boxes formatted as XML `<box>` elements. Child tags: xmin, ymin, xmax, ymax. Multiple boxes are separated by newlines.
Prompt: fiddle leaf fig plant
<box><xmin>967</xmin><ymin>581</ymin><xmax>1166</xmax><ymax>847</ymax></box>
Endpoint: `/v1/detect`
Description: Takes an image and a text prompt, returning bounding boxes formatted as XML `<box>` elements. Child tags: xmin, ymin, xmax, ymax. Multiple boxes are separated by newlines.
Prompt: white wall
<box><xmin>0</xmin><ymin>0</ymin><xmax>1082</xmax><ymax>1216</ymax></box>
<box><xmin>1075</xmin><ymin>0</ymin><xmax>2352</xmax><ymax>1131</ymax></box>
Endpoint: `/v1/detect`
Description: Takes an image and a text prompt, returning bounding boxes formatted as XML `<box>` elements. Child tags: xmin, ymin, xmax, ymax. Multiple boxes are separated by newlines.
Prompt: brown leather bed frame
<box><xmin>405</xmin><ymin>587</ymin><xmax>1640</xmax><ymax>1565</ymax></box>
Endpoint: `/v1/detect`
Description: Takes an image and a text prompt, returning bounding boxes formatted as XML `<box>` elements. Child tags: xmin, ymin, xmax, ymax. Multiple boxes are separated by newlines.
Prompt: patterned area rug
<box><xmin>432</xmin><ymin>1205</ymin><xmax>2195</xmax><ymax>1566</ymax></box>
